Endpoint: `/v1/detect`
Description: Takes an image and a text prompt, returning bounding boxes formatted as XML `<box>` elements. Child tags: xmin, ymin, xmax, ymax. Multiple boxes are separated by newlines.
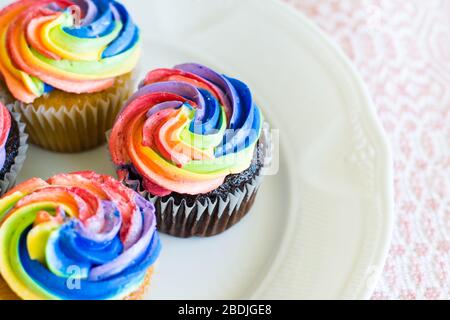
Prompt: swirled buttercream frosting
<box><xmin>0</xmin><ymin>171</ymin><xmax>161</xmax><ymax>300</ymax></box>
<box><xmin>109</xmin><ymin>63</ymin><xmax>263</xmax><ymax>196</ymax></box>
<box><xmin>0</xmin><ymin>103</ymin><xmax>12</xmax><ymax>172</ymax></box>
<box><xmin>0</xmin><ymin>0</ymin><xmax>140</xmax><ymax>103</ymax></box>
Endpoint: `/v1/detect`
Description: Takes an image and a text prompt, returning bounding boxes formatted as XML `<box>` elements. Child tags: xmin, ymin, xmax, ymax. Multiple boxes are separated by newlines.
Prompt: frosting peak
<box><xmin>109</xmin><ymin>63</ymin><xmax>263</xmax><ymax>196</ymax></box>
<box><xmin>0</xmin><ymin>0</ymin><xmax>140</xmax><ymax>103</ymax></box>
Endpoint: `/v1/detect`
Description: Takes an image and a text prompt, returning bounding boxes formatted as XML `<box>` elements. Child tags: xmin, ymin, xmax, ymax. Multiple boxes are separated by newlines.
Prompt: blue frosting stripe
<box><xmin>172</xmin><ymin>63</ymin><xmax>263</xmax><ymax>157</ymax></box>
<box><xmin>45</xmin><ymin>227</ymin><xmax>92</xmax><ymax>279</ymax></box>
<box><xmin>59</xmin><ymin>223</ymin><xmax>124</xmax><ymax>265</ymax></box>
<box><xmin>62</xmin><ymin>0</ymin><xmax>140</xmax><ymax>58</ymax></box>
<box><xmin>102</xmin><ymin>1</ymin><xmax>140</xmax><ymax>58</ymax></box>
<box><xmin>64</xmin><ymin>0</ymin><xmax>114</xmax><ymax>38</ymax></box>
<box><xmin>190</xmin><ymin>89</ymin><xmax>221</xmax><ymax>135</ymax></box>
<box><xmin>19</xmin><ymin>230</ymin><xmax>162</xmax><ymax>300</ymax></box>
<box><xmin>214</xmin><ymin>77</ymin><xmax>262</xmax><ymax>157</ymax></box>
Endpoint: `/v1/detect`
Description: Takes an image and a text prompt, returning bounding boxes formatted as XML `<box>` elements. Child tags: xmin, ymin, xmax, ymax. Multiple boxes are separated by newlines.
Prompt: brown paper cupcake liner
<box><xmin>121</xmin><ymin>123</ymin><xmax>273</xmax><ymax>238</ymax></box>
<box><xmin>0</xmin><ymin>107</ymin><xmax>28</xmax><ymax>196</ymax></box>
<box><xmin>8</xmin><ymin>75</ymin><xmax>134</xmax><ymax>153</ymax></box>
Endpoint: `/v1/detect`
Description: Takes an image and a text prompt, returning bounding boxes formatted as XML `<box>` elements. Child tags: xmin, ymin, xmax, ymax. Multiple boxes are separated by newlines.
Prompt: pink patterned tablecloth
<box><xmin>284</xmin><ymin>0</ymin><xmax>450</xmax><ymax>300</ymax></box>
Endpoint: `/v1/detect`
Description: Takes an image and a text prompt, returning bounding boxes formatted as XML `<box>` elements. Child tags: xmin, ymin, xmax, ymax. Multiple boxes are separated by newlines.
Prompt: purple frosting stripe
<box><xmin>120</xmin><ymin>81</ymin><xmax>207</xmax><ymax>121</ymax></box>
<box><xmin>88</xmin><ymin>196</ymin><xmax>157</xmax><ymax>281</ymax></box>
<box><xmin>76</xmin><ymin>201</ymin><xmax>122</xmax><ymax>243</ymax></box>
<box><xmin>76</xmin><ymin>0</ymin><xmax>98</xmax><ymax>26</ymax></box>
<box><xmin>0</xmin><ymin>148</ymin><xmax>6</xmax><ymax>172</ymax></box>
<box><xmin>174</xmin><ymin>63</ymin><xmax>238</xmax><ymax>125</ymax></box>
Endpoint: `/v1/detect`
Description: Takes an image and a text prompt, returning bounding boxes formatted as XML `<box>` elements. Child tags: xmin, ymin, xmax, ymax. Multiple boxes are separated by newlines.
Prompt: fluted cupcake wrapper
<box><xmin>0</xmin><ymin>106</ymin><xmax>28</xmax><ymax>196</ymax></box>
<box><xmin>13</xmin><ymin>87</ymin><xmax>131</xmax><ymax>153</ymax></box>
<box><xmin>8</xmin><ymin>75</ymin><xmax>135</xmax><ymax>153</ymax></box>
<box><xmin>124</xmin><ymin>169</ymin><xmax>264</xmax><ymax>238</ymax></box>
<box><xmin>120</xmin><ymin>124</ymin><xmax>273</xmax><ymax>238</ymax></box>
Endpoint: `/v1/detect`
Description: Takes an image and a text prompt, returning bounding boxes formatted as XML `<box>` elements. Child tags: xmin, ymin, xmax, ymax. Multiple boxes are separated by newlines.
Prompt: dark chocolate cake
<box><xmin>123</xmin><ymin>142</ymin><xmax>265</xmax><ymax>237</ymax></box>
<box><xmin>126</xmin><ymin>142</ymin><xmax>264</xmax><ymax>206</ymax></box>
<box><xmin>0</xmin><ymin>114</ymin><xmax>19</xmax><ymax>181</ymax></box>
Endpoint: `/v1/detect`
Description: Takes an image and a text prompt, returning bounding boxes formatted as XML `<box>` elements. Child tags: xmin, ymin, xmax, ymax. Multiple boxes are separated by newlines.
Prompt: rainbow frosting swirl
<box><xmin>109</xmin><ymin>63</ymin><xmax>263</xmax><ymax>196</ymax></box>
<box><xmin>0</xmin><ymin>171</ymin><xmax>161</xmax><ymax>300</ymax></box>
<box><xmin>0</xmin><ymin>103</ymin><xmax>12</xmax><ymax>171</ymax></box>
<box><xmin>0</xmin><ymin>0</ymin><xmax>140</xmax><ymax>103</ymax></box>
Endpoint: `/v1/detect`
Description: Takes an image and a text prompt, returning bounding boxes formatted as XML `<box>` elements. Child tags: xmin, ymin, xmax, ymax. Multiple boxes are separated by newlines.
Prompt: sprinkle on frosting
<box><xmin>0</xmin><ymin>171</ymin><xmax>161</xmax><ymax>300</ymax></box>
<box><xmin>0</xmin><ymin>0</ymin><xmax>141</xmax><ymax>103</ymax></box>
<box><xmin>109</xmin><ymin>63</ymin><xmax>263</xmax><ymax>196</ymax></box>
<box><xmin>0</xmin><ymin>103</ymin><xmax>12</xmax><ymax>171</ymax></box>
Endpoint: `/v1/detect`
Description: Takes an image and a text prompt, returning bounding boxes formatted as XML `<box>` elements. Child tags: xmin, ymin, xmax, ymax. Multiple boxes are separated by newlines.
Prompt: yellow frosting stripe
<box><xmin>41</xmin><ymin>13</ymin><xmax>123</xmax><ymax>62</ymax></box>
<box><xmin>0</xmin><ymin>205</ymin><xmax>58</xmax><ymax>300</ymax></box>
<box><xmin>27</xmin><ymin>221</ymin><xmax>60</xmax><ymax>264</ymax></box>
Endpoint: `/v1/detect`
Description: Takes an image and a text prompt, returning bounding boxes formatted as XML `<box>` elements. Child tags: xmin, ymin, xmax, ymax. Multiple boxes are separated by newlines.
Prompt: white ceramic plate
<box><xmin>9</xmin><ymin>0</ymin><xmax>394</xmax><ymax>299</ymax></box>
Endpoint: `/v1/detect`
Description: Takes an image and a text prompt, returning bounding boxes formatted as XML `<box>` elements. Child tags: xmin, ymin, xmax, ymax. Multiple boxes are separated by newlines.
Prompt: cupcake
<box><xmin>0</xmin><ymin>171</ymin><xmax>161</xmax><ymax>300</ymax></box>
<box><xmin>0</xmin><ymin>0</ymin><xmax>140</xmax><ymax>153</ymax></box>
<box><xmin>109</xmin><ymin>63</ymin><xmax>269</xmax><ymax>238</ymax></box>
<box><xmin>0</xmin><ymin>102</ymin><xmax>28</xmax><ymax>196</ymax></box>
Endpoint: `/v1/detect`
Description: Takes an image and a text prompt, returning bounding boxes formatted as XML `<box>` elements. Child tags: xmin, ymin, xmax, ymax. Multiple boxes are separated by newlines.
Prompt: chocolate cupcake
<box><xmin>0</xmin><ymin>0</ymin><xmax>140</xmax><ymax>152</ymax></box>
<box><xmin>0</xmin><ymin>171</ymin><xmax>161</xmax><ymax>300</ymax></box>
<box><xmin>109</xmin><ymin>63</ymin><xmax>270</xmax><ymax>238</ymax></box>
<box><xmin>0</xmin><ymin>102</ymin><xmax>28</xmax><ymax>196</ymax></box>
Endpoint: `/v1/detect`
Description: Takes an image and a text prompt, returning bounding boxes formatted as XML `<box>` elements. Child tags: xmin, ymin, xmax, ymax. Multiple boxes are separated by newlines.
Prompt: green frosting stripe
<box><xmin>1</xmin><ymin>204</ymin><xmax>59</xmax><ymax>300</ymax></box>
<box><xmin>48</xmin><ymin>13</ymin><xmax>123</xmax><ymax>58</ymax></box>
